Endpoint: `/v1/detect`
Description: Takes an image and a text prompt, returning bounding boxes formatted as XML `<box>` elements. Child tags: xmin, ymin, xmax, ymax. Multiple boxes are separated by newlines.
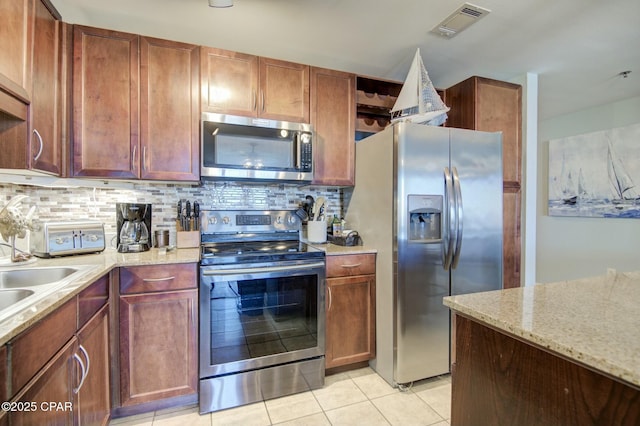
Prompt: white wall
<box><xmin>537</xmin><ymin>96</ymin><xmax>640</xmax><ymax>282</ymax></box>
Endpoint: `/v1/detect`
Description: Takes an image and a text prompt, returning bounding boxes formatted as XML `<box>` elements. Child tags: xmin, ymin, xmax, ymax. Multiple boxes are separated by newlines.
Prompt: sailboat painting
<box><xmin>548</xmin><ymin>122</ymin><xmax>640</xmax><ymax>218</ymax></box>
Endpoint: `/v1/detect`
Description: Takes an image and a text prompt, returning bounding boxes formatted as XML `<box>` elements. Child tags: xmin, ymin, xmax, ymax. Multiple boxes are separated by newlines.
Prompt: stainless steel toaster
<box><xmin>31</xmin><ymin>221</ymin><xmax>106</xmax><ymax>258</ymax></box>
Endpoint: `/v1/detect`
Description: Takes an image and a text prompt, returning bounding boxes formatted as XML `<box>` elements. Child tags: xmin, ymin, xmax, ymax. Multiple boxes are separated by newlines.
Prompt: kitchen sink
<box><xmin>0</xmin><ymin>267</ymin><xmax>79</xmax><ymax>288</ymax></box>
<box><xmin>0</xmin><ymin>264</ymin><xmax>100</xmax><ymax>322</ymax></box>
<box><xmin>0</xmin><ymin>289</ymin><xmax>35</xmax><ymax>311</ymax></box>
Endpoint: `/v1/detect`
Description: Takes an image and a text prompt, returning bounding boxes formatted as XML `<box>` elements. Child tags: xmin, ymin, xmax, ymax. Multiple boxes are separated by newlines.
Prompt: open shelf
<box><xmin>355</xmin><ymin>76</ymin><xmax>402</xmax><ymax>135</ymax></box>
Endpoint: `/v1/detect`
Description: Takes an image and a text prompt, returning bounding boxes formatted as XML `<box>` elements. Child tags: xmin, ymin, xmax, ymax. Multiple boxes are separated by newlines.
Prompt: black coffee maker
<box><xmin>116</xmin><ymin>203</ymin><xmax>152</xmax><ymax>253</ymax></box>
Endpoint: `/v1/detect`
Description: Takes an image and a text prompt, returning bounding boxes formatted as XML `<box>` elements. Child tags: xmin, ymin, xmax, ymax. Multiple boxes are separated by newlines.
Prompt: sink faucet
<box><xmin>0</xmin><ymin>196</ymin><xmax>36</xmax><ymax>263</ymax></box>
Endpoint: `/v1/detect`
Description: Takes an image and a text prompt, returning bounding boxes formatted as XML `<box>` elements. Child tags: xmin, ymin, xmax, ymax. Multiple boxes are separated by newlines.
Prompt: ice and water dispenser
<box><xmin>408</xmin><ymin>195</ymin><xmax>442</xmax><ymax>242</ymax></box>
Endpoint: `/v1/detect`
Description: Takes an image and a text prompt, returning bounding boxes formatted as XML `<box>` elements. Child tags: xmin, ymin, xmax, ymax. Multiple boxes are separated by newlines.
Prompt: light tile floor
<box><xmin>110</xmin><ymin>367</ymin><xmax>451</xmax><ymax>426</ymax></box>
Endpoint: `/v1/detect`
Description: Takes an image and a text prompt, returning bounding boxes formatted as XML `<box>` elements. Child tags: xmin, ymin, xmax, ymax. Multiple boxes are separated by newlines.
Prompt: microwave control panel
<box><xmin>300</xmin><ymin>132</ymin><xmax>313</xmax><ymax>171</ymax></box>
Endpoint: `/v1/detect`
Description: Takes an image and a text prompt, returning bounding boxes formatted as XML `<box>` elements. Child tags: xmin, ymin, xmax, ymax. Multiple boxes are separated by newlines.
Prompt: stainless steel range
<box><xmin>198</xmin><ymin>209</ymin><xmax>326</xmax><ymax>413</ymax></box>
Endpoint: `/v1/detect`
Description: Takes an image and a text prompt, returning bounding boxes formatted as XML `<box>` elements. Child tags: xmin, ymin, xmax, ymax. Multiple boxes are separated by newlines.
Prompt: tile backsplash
<box><xmin>0</xmin><ymin>180</ymin><xmax>342</xmax><ymax>249</ymax></box>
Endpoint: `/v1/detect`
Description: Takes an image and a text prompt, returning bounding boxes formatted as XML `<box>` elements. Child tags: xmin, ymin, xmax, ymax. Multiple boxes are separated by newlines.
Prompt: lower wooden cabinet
<box><xmin>10</xmin><ymin>339</ymin><xmax>76</xmax><ymax>426</ymax></box>
<box><xmin>7</xmin><ymin>274</ymin><xmax>110</xmax><ymax>426</ymax></box>
<box><xmin>117</xmin><ymin>264</ymin><xmax>198</xmax><ymax>408</ymax></box>
<box><xmin>77</xmin><ymin>305</ymin><xmax>110</xmax><ymax>426</ymax></box>
<box><xmin>325</xmin><ymin>254</ymin><xmax>376</xmax><ymax>369</ymax></box>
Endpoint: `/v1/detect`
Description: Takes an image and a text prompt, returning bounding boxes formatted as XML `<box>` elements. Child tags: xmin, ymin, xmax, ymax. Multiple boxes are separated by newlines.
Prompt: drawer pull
<box><xmin>142</xmin><ymin>276</ymin><xmax>176</xmax><ymax>282</ymax></box>
<box><xmin>341</xmin><ymin>263</ymin><xmax>362</xmax><ymax>268</ymax></box>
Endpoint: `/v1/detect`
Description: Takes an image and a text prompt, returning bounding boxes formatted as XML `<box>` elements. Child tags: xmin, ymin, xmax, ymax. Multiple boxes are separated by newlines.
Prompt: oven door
<box><xmin>199</xmin><ymin>260</ymin><xmax>325</xmax><ymax>378</ymax></box>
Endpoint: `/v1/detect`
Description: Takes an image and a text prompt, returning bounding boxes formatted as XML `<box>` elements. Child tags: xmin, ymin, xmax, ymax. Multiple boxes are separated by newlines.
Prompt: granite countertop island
<box><xmin>443</xmin><ymin>269</ymin><xmax>640</xmax><ymax>425</ymax></box>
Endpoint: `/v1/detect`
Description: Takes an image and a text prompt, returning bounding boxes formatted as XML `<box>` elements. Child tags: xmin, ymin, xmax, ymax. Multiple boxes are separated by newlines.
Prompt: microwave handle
<box><xmin>295</xmin><ymin>132</ymin><xmax>301</xmax><ymax>170</ymax></box>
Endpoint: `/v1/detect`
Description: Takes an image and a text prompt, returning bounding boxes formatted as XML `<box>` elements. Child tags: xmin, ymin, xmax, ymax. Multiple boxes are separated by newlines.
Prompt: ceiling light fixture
<box><xmin>209</xmin><ymin>0</ymin><xmax>233</xmax><ymax>7</ymax></box>
<box><xmin>430</xmin><ymin>3</ymin><xmax>490</xmax><ymax>39</ymax></box>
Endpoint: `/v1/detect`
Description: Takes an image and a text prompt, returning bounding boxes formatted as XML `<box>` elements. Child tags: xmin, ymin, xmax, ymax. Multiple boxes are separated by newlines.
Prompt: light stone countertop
<box><xmin>443</xmin><ymin>269</ymin><xmax>640</xmax><ymax>389</ymax></box>
<box><xmin>0</xmin><ymin>247</ymin><xmax>200</xmax><ymax>345</ymax></box>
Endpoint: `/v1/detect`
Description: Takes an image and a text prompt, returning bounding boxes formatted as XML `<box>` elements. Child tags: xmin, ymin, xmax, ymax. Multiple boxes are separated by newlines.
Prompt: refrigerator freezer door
<box><xmin>450</xmin><ymin>128</ymin><xmax>503</xmax><ymax>295</ymax></box>
<box><xmin>395</xmin><ymin>123</ymin><xmax>451</xmax><ymax>384</ymax></box>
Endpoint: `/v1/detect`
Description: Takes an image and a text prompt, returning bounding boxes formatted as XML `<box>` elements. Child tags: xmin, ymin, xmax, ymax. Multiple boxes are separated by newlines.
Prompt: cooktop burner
<box><xmin>199</xmin><ymin>209</ymin><xmax>325</xmax><ymax>266</ymax></box>
<box><xmin>200</xmin><ymin>240</ymin><xmax>323</xmax><ymax>265</ymax></box>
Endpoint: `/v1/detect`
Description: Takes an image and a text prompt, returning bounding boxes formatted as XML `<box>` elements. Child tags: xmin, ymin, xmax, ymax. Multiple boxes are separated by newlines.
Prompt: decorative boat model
<box><xmin>390</xmin><ymin>48</ymin><xmax>449</xmax><ymax>126</ymax></box>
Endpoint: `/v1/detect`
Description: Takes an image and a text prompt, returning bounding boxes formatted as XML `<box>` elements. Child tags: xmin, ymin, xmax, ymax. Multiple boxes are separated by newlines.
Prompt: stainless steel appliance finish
<box><xmin>345</xmin><ymin>122</ymin><xmax>503</xmax><ymax>386</ymax></box>
<box><xmin>201</xmin><ymin>113</ymin><xmax>314</xmax><ymax>182</ymax></box>
<box><xmin>199</xmin><ymin>210</ymin><xmax>325</xmax><ymax>413</ymax></box>
<box><xmin>30</xmin><ymin>220</ymin><xmax>105</xmax><ymax>257</ymax></box>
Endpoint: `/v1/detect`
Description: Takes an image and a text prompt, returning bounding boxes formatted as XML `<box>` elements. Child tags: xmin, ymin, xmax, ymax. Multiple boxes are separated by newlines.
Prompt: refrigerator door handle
<box><xmin>451</xmin><ymin>167</ymin><xmax>464</xmax><ymax>269</ymax></box>
<box><xmin>443</xmin><ymin>167</ymin><xmax>455</xmax><ymax>270</ymax></box>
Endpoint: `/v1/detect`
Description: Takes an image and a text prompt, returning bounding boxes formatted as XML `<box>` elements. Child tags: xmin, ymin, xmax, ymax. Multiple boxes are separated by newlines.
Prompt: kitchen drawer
<box><xmin>327</xmin><ymin>254</ymin><xmax>376</xmax><ymax>278</ymax></box>
<box><xmin>120</xmin><ymin>263</ymin><xmax>197</xmax><ymax>294</ymax></box>
<box><xmin>78</xmin><ymin>273</ymin><xmax>109</xmax><ymax>327</ymax></box>
<box><xmin>9</xmin><ymin>298</ymin><xmax>77</xmax><ymax>397</ymax></box>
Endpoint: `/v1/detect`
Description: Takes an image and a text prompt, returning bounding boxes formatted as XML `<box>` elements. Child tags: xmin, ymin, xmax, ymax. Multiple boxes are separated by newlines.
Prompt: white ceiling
<box><xmin>51</xmin><ymin>0</ymin><xmax>640</xmax><ymax>121</ymax></box>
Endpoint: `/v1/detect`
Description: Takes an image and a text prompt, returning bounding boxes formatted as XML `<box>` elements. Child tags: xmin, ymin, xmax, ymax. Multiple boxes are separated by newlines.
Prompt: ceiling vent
<box><xmin>430</xmin><ymin>3</ymin><xmax>491</xmax><ymax>39</ymax></box>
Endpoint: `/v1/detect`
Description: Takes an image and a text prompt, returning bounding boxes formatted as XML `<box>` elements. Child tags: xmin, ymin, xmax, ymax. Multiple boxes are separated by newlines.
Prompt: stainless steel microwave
<box><xmin>201</xmin><ymin>113</ymin><xmax>313</xmax><ymax>182</ymax></box>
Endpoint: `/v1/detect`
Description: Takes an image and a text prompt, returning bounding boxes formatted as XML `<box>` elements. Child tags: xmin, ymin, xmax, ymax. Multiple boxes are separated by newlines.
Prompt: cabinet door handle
<box><xmin>132</xmin><ymin>145</ymin><xmax>137</xmax><ymax>171</ymax></box>
<box><xmin>341</xmin><ymin>263</ymin><xmax>362</xmax><ymax>268</ymax></box>
<box><xmin>72</xmin><ymin>352</ymin><xmax>87</xmax><ymax>394</ymax></box>
<box><xmin>327</xmin><ymin>286</ymin><xmax>332</xmax><ymax>312</ymax></box>
<box><xmin>32</xmin><ymin>129</ymin><xmax>44</xmax><ymax>161</ymax></box>
<box><xmin>260</xmin><ymin>90</ymin><xmax>265</xmax><ymax>112</ymax></box>
<box><xmin>79</xmin><ymin>344</ymin><xmax>91</xmax><ymax>378</ymax></box>
<box><xmin>252</xmin><ymin>90</ymin><xmax>257</xmax><ymax>111</ymax></box>
<box><xmin>142</xmin><ymin>276</ymin><xmax>175</xmax><ymax>282</ymax></box>
<box><xmin>142</xmin><ymin>146</ymin><xmax>147</xmax><ymax>172</ymax></box>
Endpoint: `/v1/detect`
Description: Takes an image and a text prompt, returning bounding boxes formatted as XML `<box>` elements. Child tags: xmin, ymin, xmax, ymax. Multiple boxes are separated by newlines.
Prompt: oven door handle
<box><xmin>201</xmin><ymin>262</ymin><xmax>325</xmax><ymax>276</ymax></box>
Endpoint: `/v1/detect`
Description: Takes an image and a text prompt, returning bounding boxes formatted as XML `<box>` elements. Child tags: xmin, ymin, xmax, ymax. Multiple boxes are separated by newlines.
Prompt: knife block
<box><xmin>176</xmin><ymin>231</ymin><xmax>199</xmax><ymax>248</ymax></box>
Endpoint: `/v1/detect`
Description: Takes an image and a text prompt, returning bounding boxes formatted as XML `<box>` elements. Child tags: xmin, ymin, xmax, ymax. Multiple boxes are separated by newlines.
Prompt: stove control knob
<box><xmin>222</xmin><ymin>216</ymin><xmax>230</xmax><ymax>225</ymax></box>
<box><xmin>276</xmin><ymin>216</ymin><xmax>282</xmax><ymax>225</ymax></box>
<box><xmin>287</xmin><ymin>215</ymin><xmax>297</xmax><ymax>225</ymax></box>
<box><xmin>208</xmin><ymin>216</ymin><xmax>218</xmax><ymax>225</ymax></box>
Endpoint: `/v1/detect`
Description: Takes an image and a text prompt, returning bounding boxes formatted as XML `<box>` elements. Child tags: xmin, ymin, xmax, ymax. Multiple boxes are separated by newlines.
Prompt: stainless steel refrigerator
<box><xmin>344</xmin><ymin>122</ymin><xmax>503</xmax><ymax>386</ymax></box>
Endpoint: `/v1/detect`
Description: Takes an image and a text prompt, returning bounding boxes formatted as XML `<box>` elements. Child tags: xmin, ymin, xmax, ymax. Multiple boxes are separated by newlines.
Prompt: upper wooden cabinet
<box><xmin>0</xmin><ymin>0</ymin><xmax>32</xmax><ymax>103</ymax></box>
<box><xmin>139</xmin><ymin>36</ymin><xmax>200</xmax><ymax>181</ymax></box>
<box><xmin>311</xmin><ymin>67</ymin><xmax>356</xmax><ymax>186</ymax></box>
<box><xmin>0</xmin><ymin>0</ymin><xmax>63</xmax><ymax>175</ymax></box>
<box><xmin>72</xmin><ymin>25</ymin><xmax>139</xmax><ymax>179</ymax></box>
<box><xmin>444</xmin><ymin>76</ymin><xmax>522</xmax><ymax>185</ymax></box>
<box><xmin>260</xmin><ymin>57</ymin><xmax>309</xmax><ymax>122</ymax></box>
<box><xmin>72</xmin><ymin>26</ymin><xmax>199</xmax><ymax>181</ymax></box>
<box><xmin>29</xmin><ymin>0</ymin><xmax>62</xmax><ymax>175</ymax></box>
<box><xmin>201</xmin><ymin>47</ymin><xmax>310</xmax><ymax>123</ymax></box>
<box><xmin>201</xmin><ymin>48</ymin><xmax>257</xmax><ymax>116</ymax></box>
